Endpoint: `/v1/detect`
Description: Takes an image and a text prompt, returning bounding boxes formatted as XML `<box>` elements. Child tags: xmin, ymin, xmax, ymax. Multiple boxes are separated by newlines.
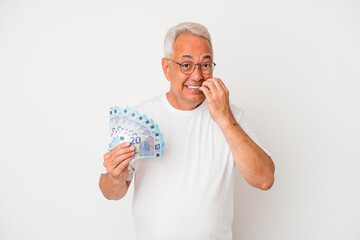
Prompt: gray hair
<box><xmin>163</xmin><ymin>22</ymin><xmax>212</xmax><ymax>58</ymax></box>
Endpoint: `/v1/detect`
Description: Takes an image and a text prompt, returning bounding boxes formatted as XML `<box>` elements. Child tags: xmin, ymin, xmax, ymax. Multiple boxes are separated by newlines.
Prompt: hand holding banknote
<box><xmin>101</xmin><ymin>106</ymin><xmax>164</xmax><ymax>199</ymax></box>
<box><xmin>108</xmin><ymin>106</ymin><xmax>164</xmax><ymax>159</ymax></box>
<box><xmin>103</xmin><ymin>142</ymin><xmax>135</xmax><ymax>182</ymax></box>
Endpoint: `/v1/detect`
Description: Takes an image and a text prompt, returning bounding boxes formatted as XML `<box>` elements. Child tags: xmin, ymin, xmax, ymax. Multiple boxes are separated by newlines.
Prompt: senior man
<box><xmin>99</xmin><ymin>22</ymin><xmax>275</xmax><ymax>239</ymax></box>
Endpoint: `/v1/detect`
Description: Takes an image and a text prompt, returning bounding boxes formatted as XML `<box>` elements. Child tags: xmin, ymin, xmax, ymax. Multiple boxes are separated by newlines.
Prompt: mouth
<box><xmin>185</xmin><ymin>85</ymin><xmax>201</xmax><ymax>89</ymax></box>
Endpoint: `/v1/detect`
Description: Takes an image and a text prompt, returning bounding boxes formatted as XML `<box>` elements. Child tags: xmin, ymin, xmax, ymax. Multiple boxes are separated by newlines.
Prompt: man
<box><xmin>99</xmin><ymin>22</ymin><xmax>275</xmax><ymax>239</ymax></box>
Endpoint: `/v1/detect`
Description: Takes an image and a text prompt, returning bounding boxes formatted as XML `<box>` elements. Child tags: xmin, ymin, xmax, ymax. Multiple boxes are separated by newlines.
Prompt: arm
<box><xmin>218</xmin><ymin>118</ymin><xmax>275</xmax><ymax>190</ymax></box>
<box><xmin>99</xmin><ymin>142</ymin><xmax>135</xmax><ymax>200</ymax></box>
<box><xmin>199</xmin><ymin>78</ymin><xmax>275</xmax><ymax>190</ymax></box>
<box><xmin>99</xmin><ymin>174</ymin><xmax>131</xmax><ymax>200</ymax></box>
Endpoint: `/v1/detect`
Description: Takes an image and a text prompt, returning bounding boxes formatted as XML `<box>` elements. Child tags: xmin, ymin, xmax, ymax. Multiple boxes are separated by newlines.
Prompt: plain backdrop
<box><xmin>1</xmin><ymin>0</ymin><xmax>359</xmax><ymax>239</ymax></box>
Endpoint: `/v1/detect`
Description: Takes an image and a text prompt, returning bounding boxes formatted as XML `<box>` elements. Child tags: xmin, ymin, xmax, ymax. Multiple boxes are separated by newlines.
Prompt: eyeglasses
<box><xmin>166</xmin><ymin>58</ymin><xmax>216</xmax><ymax>75</ymax></box>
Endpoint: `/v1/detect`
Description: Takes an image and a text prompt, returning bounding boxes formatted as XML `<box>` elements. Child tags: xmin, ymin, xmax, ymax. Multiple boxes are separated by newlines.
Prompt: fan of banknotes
<box><xmin>108</xmin><ymin>106</ymin><xmax>164</xmax><ymax>159</ymax></box>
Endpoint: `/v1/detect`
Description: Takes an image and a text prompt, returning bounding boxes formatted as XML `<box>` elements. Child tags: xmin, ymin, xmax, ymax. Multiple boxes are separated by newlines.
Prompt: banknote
<box><xmin>108</xmin><ymin>134</ymin><xmax>163</xmax><ymax>158</ymax></box>
<box><xmin>108</xmin><ymin>106</ymin><xmax>164</xmax><ymax>159</ymax></box>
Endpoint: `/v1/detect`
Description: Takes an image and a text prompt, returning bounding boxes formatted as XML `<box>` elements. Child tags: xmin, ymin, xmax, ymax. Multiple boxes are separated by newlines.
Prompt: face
<box><xmin>162</xmin><ymin>34</ymin><xmax>213</xmax><ymax>110</ymax></box>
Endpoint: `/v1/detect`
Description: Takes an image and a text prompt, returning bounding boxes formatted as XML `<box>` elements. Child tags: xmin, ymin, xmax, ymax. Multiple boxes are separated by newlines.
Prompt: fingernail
<box><xmin>130</xmin><ymin>146</ymin><xmax>135</xmax><ymax>150</ymax></box>
<box><xmin>125</xmin><ymin>142</ymin><xmax>130</xmax><ymax>146</ymax></box>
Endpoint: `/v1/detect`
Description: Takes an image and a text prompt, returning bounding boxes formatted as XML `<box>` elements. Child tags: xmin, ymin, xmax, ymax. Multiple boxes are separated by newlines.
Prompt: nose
<box><xmin>189</xmin><ymin>64</ymin><xmax>204</xmax><ymax>81</ymax></box>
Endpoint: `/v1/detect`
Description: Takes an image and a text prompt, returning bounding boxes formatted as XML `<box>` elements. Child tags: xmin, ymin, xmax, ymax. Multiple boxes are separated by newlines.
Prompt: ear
<box><xmin>162</xmin><ymin>58</ymin><xmax>171</xmax><ymax>81</ymax></box>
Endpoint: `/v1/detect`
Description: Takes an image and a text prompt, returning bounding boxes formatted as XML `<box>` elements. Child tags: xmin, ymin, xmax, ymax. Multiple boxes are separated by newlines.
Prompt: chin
<box><xmin>187</xmin><ymin>94</ymin><xmax>205</xmax><ymax>104</ymax></box>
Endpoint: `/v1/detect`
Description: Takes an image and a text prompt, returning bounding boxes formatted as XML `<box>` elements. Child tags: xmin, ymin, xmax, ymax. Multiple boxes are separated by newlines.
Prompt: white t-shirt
<box><xmin>127</xmin><ymin>93</ymin><xmax>269</xmax><ymax>240</ymax></box>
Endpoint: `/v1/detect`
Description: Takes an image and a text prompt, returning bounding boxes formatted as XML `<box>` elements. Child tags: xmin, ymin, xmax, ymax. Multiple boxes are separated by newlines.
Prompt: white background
<box><xmin>1</xmin><ymin>0</ymin><xmax>359</xmax><ymax>239</ymax></box>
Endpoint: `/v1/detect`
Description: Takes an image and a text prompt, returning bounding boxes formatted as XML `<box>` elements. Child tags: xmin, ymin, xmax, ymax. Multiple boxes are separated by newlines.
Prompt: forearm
<box><xmin>198</xmin><ymin>77</ymin><xmax>274</xmax><ymax>189</ymax></box>
<box><xmin>99</xmin><ymin>173</ymin><xmax>130</xmax><ymax>200</ymax></box>
<box><xmin>219</xmin><ymin>119</ymin><xmax>275</xmax><ymax>190</ymax></box>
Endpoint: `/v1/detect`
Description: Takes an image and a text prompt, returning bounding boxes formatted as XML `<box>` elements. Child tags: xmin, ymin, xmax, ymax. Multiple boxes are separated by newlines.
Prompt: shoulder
<box><xmin>131</xmin><ymin>93</ymin><xmax>168</xmax><ymax>119</ymax></box>
<box><xmin>133</xmin><ymin>93</ymin><xmax>164</xmax><ymax>112</ymax></box>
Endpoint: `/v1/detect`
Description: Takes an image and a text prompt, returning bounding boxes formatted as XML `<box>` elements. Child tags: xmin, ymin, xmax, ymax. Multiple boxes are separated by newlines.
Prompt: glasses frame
<box><xmin>165</xmin><ymin>58</ymin><xmax>216</xmax><ymax>75</ymax></box>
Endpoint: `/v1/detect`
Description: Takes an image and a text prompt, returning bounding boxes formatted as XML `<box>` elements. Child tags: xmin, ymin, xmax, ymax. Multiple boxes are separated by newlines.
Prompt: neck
<box><xmin>166</xmin><ymin>92</ymin><xmax>204</xmax><ymax>110</ymax></box>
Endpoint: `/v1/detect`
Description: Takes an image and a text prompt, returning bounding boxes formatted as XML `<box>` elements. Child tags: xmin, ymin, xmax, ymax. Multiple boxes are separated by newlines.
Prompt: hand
<box><xmin>103</xmin><ymin>142</ymin><xmax>135</xmax><ymax>182</ymax></box>
<box><xmin>199</xmin><ymin>78</ymin><xmax>235</xmax><ymax>127</ymax></box>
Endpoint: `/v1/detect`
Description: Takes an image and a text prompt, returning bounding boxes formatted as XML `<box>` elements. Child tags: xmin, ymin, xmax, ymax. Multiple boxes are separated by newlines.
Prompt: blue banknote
<box><xmin>108</xmin><ymin>106</ymin><xmax>164</xmax><ymax>159</ymax></box>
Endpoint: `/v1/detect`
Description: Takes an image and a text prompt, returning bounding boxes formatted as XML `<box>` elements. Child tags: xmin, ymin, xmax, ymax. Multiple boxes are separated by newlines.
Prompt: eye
<box><xmin>202</xmin><ymin>63</ymin><xmax>211</xmax><ymax>68</ymax></box>
<box><xmin>181</xmin><ymin>62</ymin><xmax>194</xmax><ymax>72</ymax></box>
<box><xmin>182</xmin><ymin>63</ymin><xmax>192</xmax><ymax>69</ymax></box>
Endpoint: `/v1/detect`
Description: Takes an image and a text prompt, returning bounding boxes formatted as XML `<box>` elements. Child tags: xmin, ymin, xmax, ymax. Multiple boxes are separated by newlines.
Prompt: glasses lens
<box><xmin>180</xmin><ymin>62</ymin><xmax>194</xmax><ymax>74</ymax></box>
<box><xmin>201</xmin><ymin>63</ymin><xmax>214</xmax><ymax>74</ymax></box>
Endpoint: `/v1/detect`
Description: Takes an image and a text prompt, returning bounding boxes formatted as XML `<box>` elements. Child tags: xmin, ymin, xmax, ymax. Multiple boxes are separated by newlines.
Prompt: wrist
<box><xmin>108</xmin><ymin>173</ymin><xmax>127</xmax><ymax>185</ymax></box>
<box><xmin>216</xmin><ymin>115</ymin><xmax>237</xmax><ymax>129</ymax></box>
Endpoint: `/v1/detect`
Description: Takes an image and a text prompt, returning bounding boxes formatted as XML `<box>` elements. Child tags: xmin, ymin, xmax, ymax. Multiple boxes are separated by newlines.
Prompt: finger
<box><xmin>215</xmin><ymin>78</ymin><xmax>229</xmax><ymax>94</ymax></box>
<box><xmin>104</xmin><ymin>142</ymin><xmax>131</xmax><ymax>160</ymax></box>
<box><xmin>216</xmin><ymin>78</ymin><xmax>225</xmax><ymax>88</ymax></box>
<box><xmin>199</xmin><ymin>86</ymin><xmax>211</xmax><ymax>99</ymax></box>
<box><xmin>104</xmin><ymin>146</ymin><xmax>135</xmax><ymax>168</ymax></box>
<box><xmin>104</xmin><ymin>150</ymin><xmax>112</xmax><ymax>160</ymax></box>
<box><xmin>114</xmin><ymin>142</ymin><xmax>131</xmax><ymax>150</ymax></box>
<box><xmin>112</xmin><ymin>155</ymin><xmax>134</xmax><ymax>176</ymax></box>
<box><xmin>210</xmin><ymin>78</ymin><xmax>223</xmax><ymax>91</ymax></box>
<box><xmin>105</xmin><ymin>151</ymin><xmax>134</xmax><ymax>171</ymax></box>
<box><xmin>202</xmin><ymin>79</ymin><xmax>217</xmax><ymax>92</ymax></box>
<box><xmin>112</xmin><ymin>151</ymin><xmax>135</xmax><ymax>169</ymax></box>
<box><xmin>115</xmin><ymin>154</ymin><xmax>134</xmax><ymax>171</ymax></box>
<box><xmin>207</xmin><ymin>78</ymin><xmax>229</xmax><ymax>97</ymax></box>
<box><xmin>109</xmin><ymin>144</ymin><xmax>135</xmax><ymax>160</ymax></box>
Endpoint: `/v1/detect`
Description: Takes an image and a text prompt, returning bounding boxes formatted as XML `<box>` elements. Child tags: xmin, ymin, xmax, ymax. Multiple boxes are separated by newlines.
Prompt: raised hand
<box><xmin>199</xmin><ymin>78</ymin><xmax>236</xmax><ymax>127</ymax></box>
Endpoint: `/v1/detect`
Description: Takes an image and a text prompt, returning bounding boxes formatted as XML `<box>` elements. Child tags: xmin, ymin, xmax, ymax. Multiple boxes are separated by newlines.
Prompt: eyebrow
<box><xmin>202</xmin><ymin>55</ymin><xmax>212</xmax><ymax>60</ymax></box>
<box><xmin>181</xmin><ymin>55</ymin><xmax>213</xmax><ymax>61</ymax></box>
<box><xmin>181</xmin><ymin>55</ymin><xmax>193</xmax><ymax>59</ymax></box>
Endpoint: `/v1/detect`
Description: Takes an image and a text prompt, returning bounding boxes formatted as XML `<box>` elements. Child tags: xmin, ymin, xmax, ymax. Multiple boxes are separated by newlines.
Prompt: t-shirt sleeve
<box><xmin>231</xmin><ymin>105</ymin><xmax>271</xmax><ymax>167</ymax></box>
<box><xmin>126</xmin><ymin>163</ymin><xmax>135</xmax><ymax>181</ymax></box>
